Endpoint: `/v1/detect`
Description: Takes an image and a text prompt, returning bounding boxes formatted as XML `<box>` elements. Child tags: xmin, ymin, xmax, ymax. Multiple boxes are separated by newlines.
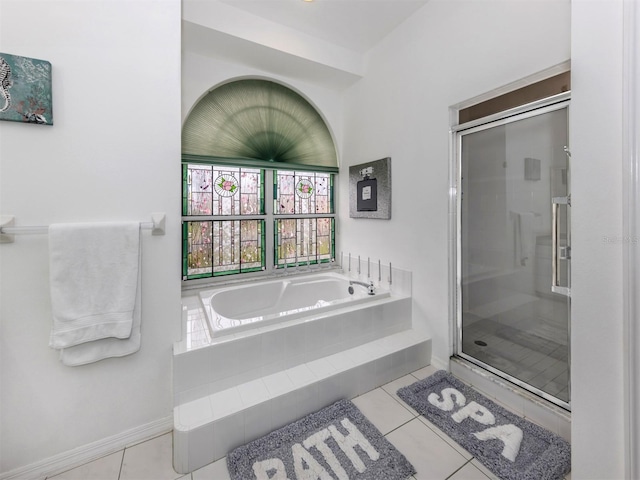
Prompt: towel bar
<box><xmin>0</xmin><ymin>213</ymin><xmax>166</xmax><ymax>243</ymax></box>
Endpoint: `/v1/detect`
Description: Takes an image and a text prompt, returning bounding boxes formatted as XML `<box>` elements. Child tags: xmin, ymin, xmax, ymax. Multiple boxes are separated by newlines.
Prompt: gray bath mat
<box><xmin>397</xmin><ymin>370</ymin><xmax>571</xmax><ymax>480</ymax></box>
<box><xmin>226</xmin><ymin>399</ymin><xmax>415</xmax><ymax>480</ymax></box>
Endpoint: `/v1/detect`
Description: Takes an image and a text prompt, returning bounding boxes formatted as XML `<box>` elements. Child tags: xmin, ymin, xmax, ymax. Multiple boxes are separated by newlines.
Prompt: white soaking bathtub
<box><xmin>199</xmin><ymin>272</ymin><xmax>390</xmax><ymax>337</ymax></box>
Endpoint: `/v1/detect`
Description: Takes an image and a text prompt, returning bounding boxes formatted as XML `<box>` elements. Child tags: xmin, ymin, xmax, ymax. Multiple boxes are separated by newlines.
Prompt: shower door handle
<box><xmin>552</xmin><ymin>196</ymin><xmax>571</xmax><ymax>297</ymax></box>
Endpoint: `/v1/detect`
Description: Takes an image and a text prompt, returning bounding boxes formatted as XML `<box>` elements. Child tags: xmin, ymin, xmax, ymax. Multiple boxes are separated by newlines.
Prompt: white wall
<box><xmin>625</xmin><ymin>0</ymin><xmax>640</xmax><ymax>474</ymax></box>
<box><xmin>338</xmin><ymin>0</ymin><xmax>571</xmax><ymax>366</ymax></box>
<box><xmin>570</xmin><ymin>0</ymin><xmax>626</xmax><ymax>477</ymax></box>
<box><xmin>0</xmin><ymin>0</ymin><xmax>182</xmax><ymax>476</ymax></box>
<box><xmin>182</xmin><ymin>51</ymin><xmax>345</xmax><ymax>158</ymax></box>
<box><xmin>182</xmin><ymin>0</ymin><xmax>364</xmax><ymax>83</ymax></box>
<box><xmin>337</xmin><ymin>0</ymin><xmax>628</xmax><ymax>475</ymax></box>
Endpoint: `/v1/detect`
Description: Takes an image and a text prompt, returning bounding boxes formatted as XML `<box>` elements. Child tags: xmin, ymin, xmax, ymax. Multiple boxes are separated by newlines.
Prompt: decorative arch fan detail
<box><xmin>182</xmin><ymin>79</ymin><xmax>338</xmax><ymax>172</ymax></box>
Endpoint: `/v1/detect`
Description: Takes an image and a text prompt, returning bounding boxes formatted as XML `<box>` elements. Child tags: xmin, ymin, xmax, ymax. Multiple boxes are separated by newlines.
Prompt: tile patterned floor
<box><xmin>462</xmin><ymin>293</ymin><xmax>570</xmax><ymax>403</ymax></box>
<box><xmin>45</xmin><ymin>366</ymin><xmax>572</xmax><ymax>480</ymax></box>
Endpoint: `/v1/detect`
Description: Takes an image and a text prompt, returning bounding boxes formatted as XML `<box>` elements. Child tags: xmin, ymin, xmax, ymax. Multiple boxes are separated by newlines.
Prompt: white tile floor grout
<box><xmin>45</xmin><ymin>365</ymin><xmax>571</xmax><ymax>480</ymax></box>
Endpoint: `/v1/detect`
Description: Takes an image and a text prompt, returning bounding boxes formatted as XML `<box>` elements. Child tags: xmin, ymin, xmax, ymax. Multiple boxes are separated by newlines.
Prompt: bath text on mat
<box><xmin>251</xmin><ymin>417</ymin><xmax>380</xmax><ymax>480</ymax></box>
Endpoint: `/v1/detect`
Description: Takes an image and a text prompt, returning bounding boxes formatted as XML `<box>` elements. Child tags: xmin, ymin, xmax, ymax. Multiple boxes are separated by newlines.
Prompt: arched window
<box><xmin>181</xmin><ymin>79</ymin><xmax>338</xmax><ymax>281</ymax></box>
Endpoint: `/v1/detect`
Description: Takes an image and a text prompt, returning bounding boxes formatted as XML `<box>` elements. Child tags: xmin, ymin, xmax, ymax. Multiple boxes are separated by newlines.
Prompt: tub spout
<box><xmin>349</xmin><ymin>280</ymin><xmax>375</xmax><ymax>295</ymax></box>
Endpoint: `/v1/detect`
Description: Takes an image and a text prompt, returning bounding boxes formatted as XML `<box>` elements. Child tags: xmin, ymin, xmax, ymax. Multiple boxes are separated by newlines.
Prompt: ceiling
<box><xmin>217</xmin><ymin>0</ymin><xmax>430</xmax><ymax>53</ymax></box>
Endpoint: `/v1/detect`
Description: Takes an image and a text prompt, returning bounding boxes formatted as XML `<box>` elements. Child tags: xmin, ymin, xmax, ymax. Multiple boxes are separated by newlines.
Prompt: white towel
<box><xmin>58</xmin><ymin>252</ymin><xmax>142</xmax><ymax>366</ymax></box>
<box><xmin>48</xmin><ymin>222</ymin><xmax>141</xmax><ymax>364</ymax></box>
<box><xmin>513</xmin><ymin>212</ymin><xmax>537</xmax><ymax>266</ymax></box>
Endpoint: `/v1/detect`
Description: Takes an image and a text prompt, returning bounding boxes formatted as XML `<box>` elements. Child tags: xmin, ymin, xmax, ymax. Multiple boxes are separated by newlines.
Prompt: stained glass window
<box><xmin>182</xmin><ymin>164</ymin><xmax>335</xmax><ymax>281</ymax></box>
<box><xmin>275</xmin><ymin>217</ymin><xmax>334</xmax><ymax>267</ymax></box>
<box><xmin>184</xmin><ymin>220</ymin><xmax>265</xmax><ymax>278</ymax></box>
<box><xmin>184</xmin><ymin>165</ymin><xmax>263</xmax><ymax>216</ymax></box>
<box><xmin>274</xmin><ymin>171</ymin><xmax>333</xmax><ymax>215</ymax></box>
<box><xmin>183</xmin><ymin>164</ymin><xmax>265</xmax><ymax>279</ymax></box>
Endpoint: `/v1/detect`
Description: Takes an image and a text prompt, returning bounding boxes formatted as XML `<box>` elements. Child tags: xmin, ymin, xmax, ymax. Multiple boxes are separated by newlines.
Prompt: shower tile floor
<box><xmin>462</xmin><ymin>293</ymin><xmax>570</xmax><ymax>402</ymax></box>
<box><xmin>45</xmin><ymin>365</ymin><xmax>572</xmax><ymax>480</ymax></box>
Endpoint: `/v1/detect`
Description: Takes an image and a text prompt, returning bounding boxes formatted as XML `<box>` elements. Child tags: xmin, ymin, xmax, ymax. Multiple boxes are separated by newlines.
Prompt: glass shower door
<box><xmin>457</xmin><ymin>103</ymin><xmax>570</xmax><ymax>408</ymax></box>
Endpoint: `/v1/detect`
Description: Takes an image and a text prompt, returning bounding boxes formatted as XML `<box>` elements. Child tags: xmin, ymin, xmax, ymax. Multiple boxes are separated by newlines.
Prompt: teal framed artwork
<box><xmin>0</xmin><ymin>52</ymin><xmax>53</xmax><ymax>125</ymax></box>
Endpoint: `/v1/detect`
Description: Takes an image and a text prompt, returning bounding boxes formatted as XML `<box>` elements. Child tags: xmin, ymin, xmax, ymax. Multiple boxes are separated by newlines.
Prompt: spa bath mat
<box><xmin>397</xmin><ymin>370</ymin><xmax>571</xmax><ymax>480</ymax></box>
<box><xmin>226</xmin><ymin>399</ymin><xmax>415</xmax><ymax>480</ymax></box>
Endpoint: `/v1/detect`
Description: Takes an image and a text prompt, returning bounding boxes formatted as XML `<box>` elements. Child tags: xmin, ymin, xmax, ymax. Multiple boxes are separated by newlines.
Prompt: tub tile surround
<box><xmin>174</xmin><ymin>329</ymin><xmax>431</xmax><ymax>472</ymax></box>
<box><xmin>174</xmin><ymin>294</ymin><xmax>413</xmax><ymax>404</ymax></box>
<box><xmin>172</xmin><ymin>266</ymin><xmax>429</xmax><ymax>474</ymax></box>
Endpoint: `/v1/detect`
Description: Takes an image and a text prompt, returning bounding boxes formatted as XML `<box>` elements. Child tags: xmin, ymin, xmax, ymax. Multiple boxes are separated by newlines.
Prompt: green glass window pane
<box><xmin>185</xmin><ymin>164</ymin><xmax>263</xmax><ymax>217</ymax></box>
<box><xmin>239</xmin><ymin>169</ymin><xmax>262</xmax><ymax>214</ymax></box>
<box><xmin>301</xmin><ymin>218</ymin><xmax>315</xmax><ymax>260</ymax></box>
<box><xmin>240</xmin><ymin>220</ymin><xmax>263</xmax><ymax>270</ymax></box>
<box><xmin>314</xmin><ymin>173</ymin><xmax>331</xmax><ymax>214</ymax></box>
<box><xmin>275</xmin><ymin>217</ymin><xmax>334</xmax><ymax>267</ymax></box>
<box><xmin>329</xmin><ymin>174</ymin><xmax>334</xmax><ymax>213</ymax></box>
<box><xmin>275</xmin><ymin>170</ymin><xmax>295</xmax><ymax>214</ymax></box>
<box><xmin>187</xmin><ymin>221</ymin><xmax>213</xmax><ymax>277</ymax></box>
<box><xmin>213</xmin><ymin>220</ymin><xmax>264</xmax><ymax>276</ymax></box>
<box><xmin>276</xmin><ymin>219</ymin><xmax>297</xmax><ymax>265</ymax></box>
<box><xmin>316</xmin><ymin>197</ymin><xmax>328</xmax><ymax>214</ymax></box>
<box><xmin>213</xmin><ymin>169</ymin><xmax>240</xmax><ymax>215</ymax></box>
<box><xmin>212</xmin><ymin>221</ymin><xmax>231</xmax><ymax>273</ymax></box>
<box><xmin>274</xmin><ymin>171</ymin><xmax>333</xmax><ymax>215</ymax></box>
<box><xmin>317</xmin><ymin>217</ymin><xmax>330</xmax><ymax>236</ymax></box>
<box><xmin>182</xmin><ymin>164</ymin><xmax>189</xmax><ymax>216</ymax></box>
<box><xmin>317</xmin><ymin>218</ymin><xmax>332</xmax><ymax>259</ymax></box>
<box><xmin>182</xmin><ymin>221</ymin><xmax>188</xmax><ymax>277</ymax></box>
<box><xmin>187</xmin><ymin>165</ymin><xmax>213</xmax><ymax>215</ymax></box>
<box><xmin>185</xmin><ymin>220</ymin><xmax>264</xmax><ymax>278</ymax></box>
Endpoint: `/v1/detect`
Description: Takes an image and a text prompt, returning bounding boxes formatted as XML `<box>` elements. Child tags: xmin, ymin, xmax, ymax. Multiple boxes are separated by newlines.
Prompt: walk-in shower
<box><xmin>452</xmin><ymin>91</ymin><xmax>571</xmax><ymax>409</ymax></box>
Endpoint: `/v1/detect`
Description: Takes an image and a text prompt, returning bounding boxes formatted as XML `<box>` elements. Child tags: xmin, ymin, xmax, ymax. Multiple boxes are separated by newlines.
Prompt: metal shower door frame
<box><xmin>449</xmin><ymin>92</ymin><xmax>571</xmax><ymax>410</ymax></box>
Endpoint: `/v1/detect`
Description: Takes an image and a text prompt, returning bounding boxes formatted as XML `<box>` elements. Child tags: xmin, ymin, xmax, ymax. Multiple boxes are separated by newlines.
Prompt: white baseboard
<box><xmin>429</xmin><ymin>355</ymin><xmax>449</xmax><ymax>372</ymax></box>
<box><xmin>0</xmin><ymin>416</ymin><xmax>173</xmax><ymax>480</ymax></box>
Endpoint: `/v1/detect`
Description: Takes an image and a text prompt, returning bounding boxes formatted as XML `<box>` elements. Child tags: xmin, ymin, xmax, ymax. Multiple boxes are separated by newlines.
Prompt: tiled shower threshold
<box><xmin>450</xmin><ymin>357</ymin><xmax>571</xmax><ymax>443</ymax></box>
